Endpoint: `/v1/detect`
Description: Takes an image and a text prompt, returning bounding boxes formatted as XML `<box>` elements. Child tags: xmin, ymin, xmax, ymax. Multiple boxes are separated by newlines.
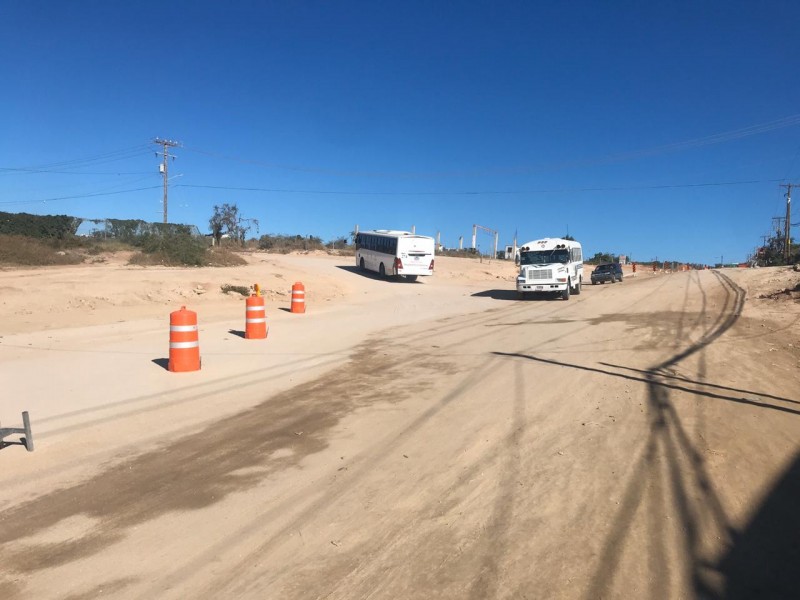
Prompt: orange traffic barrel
<box><xmin>291</xmin><ymin>282</ymin><xmax>306</xmax><ymax>313</ymax></box>
<box><xmin>168</xmin><ymin>306</ymin><xmax>200</xmax><ymax>372</ymax></box>
<box><xmin>245</xmin><ymin>293</ymin><xmax>268</xmax><ymax>339</ymax></box>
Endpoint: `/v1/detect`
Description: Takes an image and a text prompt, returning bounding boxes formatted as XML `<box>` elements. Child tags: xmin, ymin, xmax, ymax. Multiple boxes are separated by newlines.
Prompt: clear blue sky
<box><xmin>2</xmin><ymin>1</ymin><xmax>799</xmax><ymax>265</ymax></box>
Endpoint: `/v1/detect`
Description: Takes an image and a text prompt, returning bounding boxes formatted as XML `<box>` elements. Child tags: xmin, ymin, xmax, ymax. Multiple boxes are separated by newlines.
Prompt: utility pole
<box><xmin>154</xmin><ymin>138</ymin><xmax>180</xmax><ymax>224</ymax></box>
<box><xmin>780</xmin><ymin>184</ymin><xmax>796</xmax><ymax>261</ymax></box>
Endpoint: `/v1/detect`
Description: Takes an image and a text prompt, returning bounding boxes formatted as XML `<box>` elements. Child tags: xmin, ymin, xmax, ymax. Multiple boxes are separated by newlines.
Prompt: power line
<box><xmin>0</xmin><ymin>168</ymin><xmax>152</xmax><ymax>176</ymax></box>
<box><xmin>0</xmin><ymin>144</ymin><xmax>151</xmax><ymax>174</ymax></box>
<box><xmin>176</xmin><ymin>178</ymin><xmax>783</xmax><ymax>197</ymax></box>
<box><xmin>0</xmin><ymin>185</ymin><xmax>162</xmax><ymax>206</ymax></box>
<box><xmin>182</xmin><ymin>113</ymin><xmax>800</xmax><ymax>179</ymax></box>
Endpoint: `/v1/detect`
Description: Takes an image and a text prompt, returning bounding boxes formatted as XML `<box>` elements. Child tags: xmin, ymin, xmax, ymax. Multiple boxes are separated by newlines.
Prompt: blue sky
<box><xmin>1</xmin><ymin>1</ymin><xmax>799</xmax><ymax>265</ymax></box>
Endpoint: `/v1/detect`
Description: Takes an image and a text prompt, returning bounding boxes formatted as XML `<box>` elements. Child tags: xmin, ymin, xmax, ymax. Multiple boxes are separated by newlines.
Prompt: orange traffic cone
<box><xmin>168</xmin><ymin>306</ymin><xmax>200</xmax><ymax>372</ymax></box>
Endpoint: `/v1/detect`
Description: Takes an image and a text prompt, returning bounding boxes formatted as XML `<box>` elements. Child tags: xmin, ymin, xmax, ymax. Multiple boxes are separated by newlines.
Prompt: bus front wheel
<box><xmin>562</xmin><ymin>280</ymin><xmax>571</xmax><ymax>300</ymax></box>
<box><xmin>359</xmin><ymin>257</ymin><xmax>365</xmax><ymax>270</ymax></box>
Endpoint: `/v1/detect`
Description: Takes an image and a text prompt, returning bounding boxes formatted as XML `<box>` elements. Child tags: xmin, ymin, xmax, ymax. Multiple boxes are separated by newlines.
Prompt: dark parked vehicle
<box><xmin>591</xmin><ymin>263</ymin><xmax>623</xmax><ymax>284</ymax></box>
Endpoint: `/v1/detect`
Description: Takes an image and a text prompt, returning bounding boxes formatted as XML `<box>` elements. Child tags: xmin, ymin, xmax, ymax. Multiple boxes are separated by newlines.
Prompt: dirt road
<box><xmin>1</xmin><ymin>258</ymin><xmax>798</xmax><ymax>599</ymax></box>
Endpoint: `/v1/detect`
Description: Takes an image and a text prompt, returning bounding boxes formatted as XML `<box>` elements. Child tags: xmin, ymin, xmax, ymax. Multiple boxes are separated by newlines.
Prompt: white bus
<box><xmin>516</xmin><ymin>237</ymin><xmax>583</xmax><ymax>300</ymax></box>
<box><xmin>354</xmin><ymin>230</ymin><xmax>435</xmax><ymax>281</ymax></box>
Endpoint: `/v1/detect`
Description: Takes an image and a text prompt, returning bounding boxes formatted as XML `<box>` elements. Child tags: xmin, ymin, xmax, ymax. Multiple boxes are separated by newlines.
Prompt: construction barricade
<box><xmin>169</xmin><ymin>306</ymin><xmax>200</xmax><ymax>372</ymax></box>
<box><xmin>245</xmin><ymin>288</ymin><xmax>268</xmax><ymax>339</ymax></box>
<box><xmin>291</xmin><ymin>282</ymin><xmax>306</xmax><ymax>314</ymax></box>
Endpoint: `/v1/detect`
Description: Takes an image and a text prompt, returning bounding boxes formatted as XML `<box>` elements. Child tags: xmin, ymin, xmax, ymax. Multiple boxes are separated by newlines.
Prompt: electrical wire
<box><xmin>0</xmin><ymin>185</ymin><xmax>161</xmax><ymax>206</ymax></box>
<box><xmin>175</xmin><ymin>178</ymin><xmax>783</xmax><ymax>196</ymax></box>
<box><xmin>182</xmin><ymin>113</ymin><xmax>800</xmax><ymax>179</ymax></box>
<box><xmin>0</xmin><ymin>144</ymin><xmax>152</xmax><ymax>175</ymax></box>
<box><xmin>2</xmin><ymin>169</ymin><xmax>153</xmax><ymax>175</ymax></box>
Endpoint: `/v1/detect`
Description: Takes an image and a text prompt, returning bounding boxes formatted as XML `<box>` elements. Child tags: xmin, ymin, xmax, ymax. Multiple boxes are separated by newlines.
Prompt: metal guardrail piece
<box><xmin>0</xmin><ymin>411</ymin><xmax>34</xmax><ymax>452</ymax></box>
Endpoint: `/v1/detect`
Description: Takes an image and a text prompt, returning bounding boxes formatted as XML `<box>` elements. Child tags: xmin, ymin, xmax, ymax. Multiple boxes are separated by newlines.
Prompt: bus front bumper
<box><xmin>517</xmin><ymin>281</ymin><xmax>567</xmax><ymax>292</ymax></box>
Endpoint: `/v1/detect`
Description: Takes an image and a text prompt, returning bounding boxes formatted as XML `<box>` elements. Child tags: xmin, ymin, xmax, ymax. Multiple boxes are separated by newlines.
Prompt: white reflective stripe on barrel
<box><xmin>170</xmin><ymin>341</ymin><xmax>200</xmax><ymax>349</ymax></box>
<box><xmin>170</xmin><ymin>325</ymin><xmax>198</xmax><ymax>332</ymax></box>
<box><xmin>246</xmin><ymin>306</ymin><xmax>264</xmax><ymax>312</ymax></box>
<box><xmin>292</xmin><ymin>291</ymin><xmax>305</xmax><ymax>296</ymax></box>
<box><xmin>246</xmin><ymin>317</ymin><xmax>267</xmax><ymax>323</ymax></box>
<box><xmin>292</xmin><ymin>298</ymin><xmax>305</xmax><ymax>303</ymax></box>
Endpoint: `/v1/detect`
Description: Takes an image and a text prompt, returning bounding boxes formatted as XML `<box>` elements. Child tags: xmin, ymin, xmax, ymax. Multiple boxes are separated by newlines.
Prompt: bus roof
<box><xmin>519</xmin><ymin>237</ymin><xmax>581</xmax><ymax>251</ymax></box>
<box><xmin>360</xmin><ymin>230</ymin><xmax>433</xmax><ymax>239</ymax></box>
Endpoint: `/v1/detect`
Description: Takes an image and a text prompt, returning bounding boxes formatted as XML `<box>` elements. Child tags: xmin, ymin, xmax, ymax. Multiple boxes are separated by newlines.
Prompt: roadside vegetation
<box><xmin>0</xmin><ymin>235</ymin><xmax>85</xmax><ymax>266</ymax></box>
<box><xmin>220</xmin><ymin>284</ymin><xmax>252</xmax><ymax>296</ymax></box>
<box><xmin>12</xmin><ymin>204</ymin><xmax>790</xmax><ymax>269</ymax></box>
<box><xmin>0</xmin><ymin>207</ymin><xmax>354</xmax><ymax>267</ymax></box>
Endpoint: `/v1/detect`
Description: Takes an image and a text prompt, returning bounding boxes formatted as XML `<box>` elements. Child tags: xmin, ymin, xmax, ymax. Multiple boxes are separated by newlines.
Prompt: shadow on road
<box><xmin>335</xmin><ymin>265</ymin><xmax>421</xmax><ymax>282</ymax></box>
<box><xmin>718</xmin><ymin>450</ymin><xmax>800</xmax><ymax>599</ymax></box>
<box><xmin>471</xmin><ymin>289</ymin><xmax>568</xmax><ymax>301</ymax></box>
<box><xmin>471</xmin><ymin>289</ymin><xmax>519</xmax><ymax>301</ymax></box>
<box><xmin>493</xmin><ymin>270</ymin><xmax>797</xmax><ymax>598</ymax></box>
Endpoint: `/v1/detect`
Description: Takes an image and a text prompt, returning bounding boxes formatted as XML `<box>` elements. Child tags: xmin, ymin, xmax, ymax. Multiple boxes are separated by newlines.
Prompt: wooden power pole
<box><xmin>780</xmin><ymin>184</ymin><xmax>795</xmax><ymax>261</ymax></box>
<box><xmin>154</xmin><ymin>138</ymin><xmax>180</xmax><ymax>224</ymax></box>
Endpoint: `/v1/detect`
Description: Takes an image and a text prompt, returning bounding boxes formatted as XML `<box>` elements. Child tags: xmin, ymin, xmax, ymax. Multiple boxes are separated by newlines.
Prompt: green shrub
<box><xmin>129</xmin><ymin>233</ymin><xmax>209</xmax><ymax>266</ymax></box>
<box><xmin>258</xmin><ymin>234</ymin><xmax>325</xmax><ymax>252</ymax></box>
<box><xmin>0</xmin><ymin>212</ymin><xmax>81</xmax><ymax>239</ymax></box>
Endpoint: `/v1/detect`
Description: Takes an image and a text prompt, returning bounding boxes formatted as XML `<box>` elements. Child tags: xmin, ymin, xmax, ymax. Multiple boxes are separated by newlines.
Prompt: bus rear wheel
<box><xmin>379</xmin><ymin>263</ymin><xmax>386</xmax><ymax>278</ymax></box>
<box><xmin>405</xmin><ymin>275</ymin><xmax>418</xmax><ymax>282</ymax></box>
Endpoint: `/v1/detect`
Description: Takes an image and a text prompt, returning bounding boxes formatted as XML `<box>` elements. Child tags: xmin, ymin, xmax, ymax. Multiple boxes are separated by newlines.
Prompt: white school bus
<box><xmin>516</xmin><ymin>237</ymin><xmax>583</xmax><ymax>300</ymax></box>
<box><xmin>354</xmin><ymin>230</ymin><xmax>435</xmax><ymax>281</ymax></box>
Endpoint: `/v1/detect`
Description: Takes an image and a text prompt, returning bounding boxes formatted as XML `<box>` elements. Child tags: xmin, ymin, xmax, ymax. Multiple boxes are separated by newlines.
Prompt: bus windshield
<box><xmin>520</xmin><ymin>249</ymin><xmax>570</xmax><ymax>265</ymax></box>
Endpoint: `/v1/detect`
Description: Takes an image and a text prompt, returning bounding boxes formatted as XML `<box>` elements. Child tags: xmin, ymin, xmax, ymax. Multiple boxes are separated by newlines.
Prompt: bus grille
<box><xmin>529</xmin><ymin>269</ymin><xmax>552</xmax><ymax>280</ymax></box>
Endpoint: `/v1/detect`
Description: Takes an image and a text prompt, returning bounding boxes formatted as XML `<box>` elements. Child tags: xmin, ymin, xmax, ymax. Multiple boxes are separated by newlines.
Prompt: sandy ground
<box><xmin>1</xmin><ymin>254</ymin><xmax>798</xmax><ymax>599</ymax></box>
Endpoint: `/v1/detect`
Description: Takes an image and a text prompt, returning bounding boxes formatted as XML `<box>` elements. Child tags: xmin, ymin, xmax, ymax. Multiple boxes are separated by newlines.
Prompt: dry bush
<box><xmin>207</xmin><ymin>248</ymin><xmax>248</xmax><ymax>267</ymax></box>
<box><xmin>329</xmin><ymin>246</ymin><xmax>356</xmax><ymax>256</ymax></box>
<box><xmin>128</xmin><ymin>252</ymin><xmax>168</xmax><ymax>266</ymax></box>
<box><xmin>221</xmin><ymin>284</ymin><xmax>251</xmax><ymax>296</ymax></box>
<box><xmin>80</xmin><ymin>239</ymin><xmax>134</xmax><ymax>255</ymax></box>
<box><xmin>0</xmin><ymin>235</ymin><xmax>84</xmax><ymax>266</ymax></box>
<box><xmin>258</xmin><ymin>234</ymin><xmax>326</xmax><ymax>253</ymax></box>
